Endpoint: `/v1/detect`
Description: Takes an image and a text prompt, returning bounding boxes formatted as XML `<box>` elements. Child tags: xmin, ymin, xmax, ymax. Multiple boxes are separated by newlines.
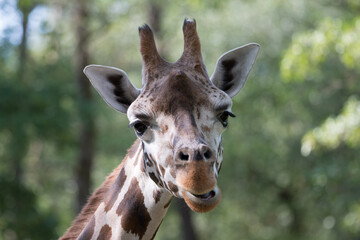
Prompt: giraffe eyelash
<box><xmin>217</xmin><ymin>111</ymin><xmax>236</xmax><ymax>127</ymax></box>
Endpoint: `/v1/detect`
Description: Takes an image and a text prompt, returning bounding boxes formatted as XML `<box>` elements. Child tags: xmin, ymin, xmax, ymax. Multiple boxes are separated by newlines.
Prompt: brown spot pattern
<box><xmin>149</xmin><ymin>154</ymin><xmax>156</xmax><ymax>163</ymax></box>
<box><xmin>97</xmin><ymin>224</ymin><xmax>112</xmax><ymax>240</ymax></box>
<box><xmin>104</xmin><ymin>168</ymin><xmax>126</xmax><ymax>212</ymax></box>
<box><xmin>116</xmin><ymin>177</ymin><xmax>151</xmax><ymax>239</ymax></box>
<box><xmin>78</xmin><ymin>217</ymin><xmax>95</xmax><ymax>240</ymax></box>
<box><xmin>153</xmin><ymin>190</ymin><xmax>162</xmax><ymax>203</ymax></box>
<box><xmin>160</xmin><ymin>125</ymin><xmax>168</xmax><ymax>134</ymax></box>
<box><xmin>144</xmin><ymin>153</ymin><xmax>153</xmax><ymax>167</ymax></box>
<box><xmin>147</xmin><ymin>155</ymin><xmax>164</xmax><ymax>188</ymax></box>
<box><xmin>165</xmin><ymin>156</ymin><xmax>172</xmax><ymax>167</ymax></box>
<box><xmin>159</xmin><ymin>165</ymin><xmax>166</xmax><ymax>176</ymax></box>
<box><xmin>59</xmin><ymin>160</ymin><xmax>125</xmax><ymax>240</ymax></box>
<box><xmin>149</xmin><ymin>172</ymin><xmax>161</xmax><ymax>187</ymax></box>
<box><xmin>170</xmin><ymin>169</ymin><xmax>176</xmax><ymax>178</ymax></box>
<box><xmin>167</xmin><ymin>181</ymin><xmax>179</xmax><ymax>193</ymax></box>
<box><xmin>201</xmin><ymin>125</ymin><xmax>211</xmax><ymax>134</ymax></box>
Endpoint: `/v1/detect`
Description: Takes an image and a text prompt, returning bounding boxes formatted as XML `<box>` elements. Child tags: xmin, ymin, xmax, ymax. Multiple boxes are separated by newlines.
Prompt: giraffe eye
<box><xmin>218</xmin><ymin>111</ymin><xmax>236</xmax><ymax>127</ymax></box>
<box><xmin>133</xmin><ymin>122</ymin><xmax>148</xmax><ymax>136</ymax></box>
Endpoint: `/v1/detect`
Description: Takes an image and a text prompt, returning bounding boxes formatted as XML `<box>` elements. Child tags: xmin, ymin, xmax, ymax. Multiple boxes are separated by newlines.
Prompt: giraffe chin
<box><xmin>182</xmin><ymin>186</ymin><xmax>222</xmax><ymax>213</ymax></box>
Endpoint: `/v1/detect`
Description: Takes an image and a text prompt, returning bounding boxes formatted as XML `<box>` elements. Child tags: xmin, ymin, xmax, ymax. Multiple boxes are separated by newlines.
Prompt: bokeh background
<box><xmin>1</xmin><ymin>0</ymin><xmax>360</xmax><ymax>239</ymax></box>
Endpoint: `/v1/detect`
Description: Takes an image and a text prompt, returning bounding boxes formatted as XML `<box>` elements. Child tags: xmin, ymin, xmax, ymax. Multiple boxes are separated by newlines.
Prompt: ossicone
<box><xmin>138</xmin><ymin>24</ymin><xmax>163</xmax><ymax>70</ymax></box>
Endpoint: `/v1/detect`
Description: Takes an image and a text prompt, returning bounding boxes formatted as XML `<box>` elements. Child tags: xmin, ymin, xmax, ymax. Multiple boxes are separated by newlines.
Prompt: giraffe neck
<box><xmin>60</xmin><ymin>140</ymin><xmax>173</xmax><ymax>240</ymax></box>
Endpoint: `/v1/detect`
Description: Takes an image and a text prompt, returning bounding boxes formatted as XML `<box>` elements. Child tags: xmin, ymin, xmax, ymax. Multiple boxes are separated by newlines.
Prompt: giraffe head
<box><xmin>84</xmin><ymin>19</ymin><xmax>259</xmax><ymax>213</ymax></box>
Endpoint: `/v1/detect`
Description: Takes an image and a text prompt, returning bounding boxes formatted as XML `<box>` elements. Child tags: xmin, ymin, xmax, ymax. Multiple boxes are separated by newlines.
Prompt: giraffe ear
<box><xmin>211</xmin><ymin>43</ymin><xmax>260</xmax><ymax>98</ymax></box>
<box><xmin>84</xmin><ymin>65</ymin><xmax>141</xmax><ymax>113</ymax></box>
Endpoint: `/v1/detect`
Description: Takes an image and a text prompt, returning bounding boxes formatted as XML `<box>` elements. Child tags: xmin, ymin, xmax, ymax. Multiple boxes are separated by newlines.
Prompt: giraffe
<box><xmin>60</xmin><ymin>19</ymin><xmax>259</xmax><ymax>240</ymax></box>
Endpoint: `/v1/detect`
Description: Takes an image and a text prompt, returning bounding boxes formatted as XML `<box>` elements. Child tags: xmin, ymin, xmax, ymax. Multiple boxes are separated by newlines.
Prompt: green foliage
<box><xmin>302</xmin><ymin>96</ymin><xmax>360</xmax><ymax>154</ymax></box>
<box><xmin>281</xmin><ymin>17</ymin><xmax>360</xmax><ymax>82</ymax></box>
<box><xmin>278</xmin><ymin>6</ymin><xmax>360</xmax><ymax>240</ymax></box>
<box><xmin>0</xmin><ymin>176</ymin><xmax>58</xmax><ymax>240</ymax></box>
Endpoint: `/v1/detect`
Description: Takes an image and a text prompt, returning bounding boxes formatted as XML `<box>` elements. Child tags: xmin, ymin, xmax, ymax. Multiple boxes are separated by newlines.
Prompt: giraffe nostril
<box><xmin>178</xmin><ymin>151</ymin><xmax>189</xmax><ymax>161</ymax></box>
<box><xmin>203</xmin><ymin>149</ymin><xmax>212</xmax><ymax>159</ymax></box>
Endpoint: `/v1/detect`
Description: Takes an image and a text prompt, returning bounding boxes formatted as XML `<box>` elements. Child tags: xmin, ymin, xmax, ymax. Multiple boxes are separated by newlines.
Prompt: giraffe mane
<box><xmin>59</xmin><ymin>140</ymin><xmax>140</xmax><ymax>240</ymax></box>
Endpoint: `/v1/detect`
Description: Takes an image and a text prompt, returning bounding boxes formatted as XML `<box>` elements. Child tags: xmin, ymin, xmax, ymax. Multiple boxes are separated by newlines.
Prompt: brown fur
<box><xmin>160</xmin><ymin>124</ymin><xmax>168</xmax><ymax>134</ymax></box>
<box><xmin>97</xmin><ymin>224</ymin><xmax>112</xmax><ymax>240</ymax></box>
<box><xmin>167</xmin><ymin>181</ymin><xmax>179</xmax><ymax>193</ymax></box>
<box><xmin>153</xmin><ymin>190</ymin><xmax>162</xmax><ymax>203</ymax></box>
<box><xmin>59</xmin><ymin>141</ymin><xmax>140</xmax><ymax>240</ymax></box>
<box><xmin>201</xmin><ymin>125</ymin><xmax>211</xmax><ymax>134</ymax></box>
<box><xmin>77</xmin><ymin>217</ymin><xmax>95</xmax><ymax>240</ymax></box>
<box><xmin>152</xmin><ymin>70</ymin><xmax>208</xmax><ymax>115</ymax></box>
<box><xmin>176</xmin><ymin>161</ymin><xmax>216</xmax><ymax>195</ymax></box>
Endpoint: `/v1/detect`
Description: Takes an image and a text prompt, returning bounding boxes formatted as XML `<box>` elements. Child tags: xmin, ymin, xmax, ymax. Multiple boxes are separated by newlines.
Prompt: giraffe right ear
<box><xmin>211</xmin><ymin>43</ymin><xmax>260</xmax><ymax>98</ymax></box>
<box><xmin>84</xmin><ymin>65</ymin><xmax>141</xmax><ymax>113</ymax></box>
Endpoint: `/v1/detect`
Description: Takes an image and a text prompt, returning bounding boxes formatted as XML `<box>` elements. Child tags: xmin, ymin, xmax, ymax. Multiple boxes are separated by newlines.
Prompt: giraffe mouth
<box><xmin>192</xmin><ymin>190</ymin><xmax>216</xmax><ymax>200</ymax></box>
<box><xmin>182</xmin><ymin>186</ymin><xmax>222</xmax><ymax>213</ymax></box>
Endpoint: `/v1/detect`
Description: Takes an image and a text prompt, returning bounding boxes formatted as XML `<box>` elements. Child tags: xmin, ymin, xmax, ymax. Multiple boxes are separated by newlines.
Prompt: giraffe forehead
<box><xmin>132</xmin><ymin>71</ymin><xmax>229</xmax><ymax>118</ymax></box>
<box><xmin>152</xmin><ymin>72</ymin><xmax>208</xmax><ymax>112</ymax></box>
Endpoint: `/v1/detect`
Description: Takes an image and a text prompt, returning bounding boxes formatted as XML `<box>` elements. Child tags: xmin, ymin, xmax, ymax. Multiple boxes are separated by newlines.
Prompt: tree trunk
<box><xmin>278</xmin><ymin>188</ymin><xmax>303</xmax><ymax>236</ymax></box>
<box><xmin>18</xmin><ymin>10</ymin><xmax>29</xmax><ymax>84</ymax></box>
<box><xmin>9</xmin><ymin>130</ymin><xmax>28</xmax><ymax>183</ymax></box>
<box><xmin>74</xmin><ymin>0</ymin><xmax>95</xmax><ymax>213</ymax></box>
<box><xmin>147</xmin><ymin>2</ymin><xmax>198</xmax><ymax>239</ymax></box>
<box><xmin>11</xmin><ymin>4</ymin><xmax>34</xmax><ymax>183</ymax></box>
<box><xmin>175</xmin><ymin>199</ymin><xmax>198</xmax><ymax>240</ymax></box>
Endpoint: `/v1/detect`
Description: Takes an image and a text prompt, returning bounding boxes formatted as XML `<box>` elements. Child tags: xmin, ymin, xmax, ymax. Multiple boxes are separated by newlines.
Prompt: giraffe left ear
<box><xmin>84</xmin><ymin>65</ymin><xmax>141</xmax><ymax>113</ymax></box>
<box><xmin>211</xmin><ymin>43</ymin><xmax>260</xmax><ymax>98</ymax></box>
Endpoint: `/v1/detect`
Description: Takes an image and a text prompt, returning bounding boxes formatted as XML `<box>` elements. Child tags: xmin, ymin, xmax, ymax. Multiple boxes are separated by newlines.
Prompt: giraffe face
<box><xmin>84</xmin><ymin>19</ymin><xmax>259</xmax><ymax>213</ymax></box>
<box><xmin>127</xmin><ymin>68</ymin><xmax>232</xmax><ymax>212</ymax></box>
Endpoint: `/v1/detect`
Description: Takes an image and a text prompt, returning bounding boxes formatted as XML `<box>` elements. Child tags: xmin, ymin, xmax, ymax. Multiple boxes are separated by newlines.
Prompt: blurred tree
<box><xmin>73</xmin><ymin>0</ymin><xmax>95</xmax><ymax>213</ymax></box>
<box><xmin>9</xmin><ymin>0</ymin><xmax>41</xmax><ymax>183</ymax></box>
<box><xmin>1</xmin><ymin>0</ymin><xmax>360</xmax><ymax>239</ymax></box>
<box><xmin>280</xmin><ymin>13</ymin><xmax>360</xmax><ymax>240</ymax></box>
<box><xmin>0</xmin><ymin>1</ymin><xmax>75</xmax><ymax>238</ymax></box>
<box><xmin>17</xmin><ymin>0</ymin><xmax>41</xmax><ymax>83</ymax></box>
<box><xmin>0</xmin><ymin>176</ymin><xmax>58</xmax><ymax>239</ymax></box>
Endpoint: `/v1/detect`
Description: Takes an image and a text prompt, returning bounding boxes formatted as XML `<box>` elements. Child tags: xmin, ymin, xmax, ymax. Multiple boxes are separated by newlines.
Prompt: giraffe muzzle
<box><xmin>174</xmin><ymin>154</ymin><xmax>221</xmax><ymax>212</ymax></box>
